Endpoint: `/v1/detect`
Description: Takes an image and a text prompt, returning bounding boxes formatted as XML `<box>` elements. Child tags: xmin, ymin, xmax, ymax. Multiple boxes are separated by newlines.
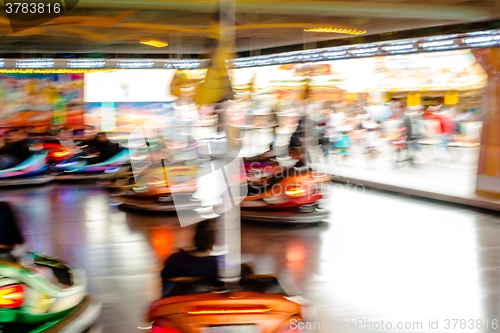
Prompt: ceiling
<box><xmin>0</xmin><ymin>0</ymin><xmax>498</xmax><ymax>56</ymax></box>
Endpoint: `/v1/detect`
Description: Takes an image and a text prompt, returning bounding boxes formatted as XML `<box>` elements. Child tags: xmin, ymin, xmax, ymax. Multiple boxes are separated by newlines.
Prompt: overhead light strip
<box><xmin>0</xmin><ymin>29</ymin><xmax>498</xmax><ymax>70</ymax></box>
<box><xmin>232</xmin><ymin>29</ymin><xmax>500</xmax><ymax>67</ymax></box>
<box><xmin>67</xmin><ymin>59</ymin><xmax>106</xmax><ymax>68</ymax></box>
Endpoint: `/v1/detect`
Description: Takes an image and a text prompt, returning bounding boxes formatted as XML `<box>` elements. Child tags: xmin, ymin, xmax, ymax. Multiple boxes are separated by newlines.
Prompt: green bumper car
<box><xmin>0</xmin><ymin>253</ymin><xmax>101</xmax><ymax>333</ymax></box>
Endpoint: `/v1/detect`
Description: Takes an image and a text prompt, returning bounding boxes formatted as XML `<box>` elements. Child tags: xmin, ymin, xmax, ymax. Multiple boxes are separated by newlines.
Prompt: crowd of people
<box><xmin>296</xmin><ymin>100</ymin><xmax>479</xmax><ymax>169</ymax></box>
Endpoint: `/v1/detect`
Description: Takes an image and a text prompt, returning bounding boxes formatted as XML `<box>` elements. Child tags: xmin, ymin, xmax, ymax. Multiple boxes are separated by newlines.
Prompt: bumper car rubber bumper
<box><xmin>55</xmin><ymin>174</ymin><xmax>108</xmax><ymax>181</ymax></box>
<box><xmin>96</xmin><ymin>180</ymin><xmax>134</xmax><ymax>192</ymax></box>
<box><xmin>113</xmin><ymin>196</ymin><xmax>201</xmax><ymax>212</ymax></box>
<box><xmin>0</xmin><ymin>175</ymin><xmax>55</xmax><ymax>187</ymax></box>
<box><xmin>240</xmin><ymin>207</ymin><xmax>329</xmax><ymax>223</ymax></box>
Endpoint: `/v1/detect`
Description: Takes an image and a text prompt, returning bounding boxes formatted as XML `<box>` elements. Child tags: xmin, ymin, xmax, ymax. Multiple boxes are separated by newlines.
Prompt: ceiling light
<box><xmin>304</xmin><ymin>27</ymin><xmax>366</xmax><ymax>35</ymax></box>
<box><xmin>0</xmin><ymin>69</ymin><xmax>118</xmax><ymax>74</ymax></box>
<box><xmin>140</xmin><ymin>40</ymin><xmax>168</xmax><ymax>48</ymax></box>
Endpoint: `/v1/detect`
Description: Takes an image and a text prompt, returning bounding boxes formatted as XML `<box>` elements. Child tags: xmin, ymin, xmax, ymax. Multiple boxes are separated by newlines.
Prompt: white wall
<box><xmin>84</xmin><ymin>69</ymin><xmax>177</xmax><ymax>102</ymax></box>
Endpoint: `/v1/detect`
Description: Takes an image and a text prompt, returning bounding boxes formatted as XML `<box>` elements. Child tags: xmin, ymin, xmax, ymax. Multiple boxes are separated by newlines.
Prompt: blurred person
<box><xmin>308</xmin><ymin>106</ymin><xmax>328</xmax><ymax>164</ymax></box>
<box><xmin>0</xmin><ymin>201</ymin><xmax>66</xmax><ymax>286</ymax></box>
<box><xmin>289</xmin><ymin>115</ymin><xmax>318</xmax><ymax>167</ymax></box>
<box><xmin>0</xmin><ymin>129</ymin><xmax>31</xmax><ymax>170</ymax></box>
<box><xmin>389</xmin><ymin>102</ymin><xmax>409</xmax><ymax>167</ymax></box>
<box><xmin>392</xmin><ymin>126</ymin><xmax>408</xmax><ymax>167</ymax></box>
<box><xmin>0</xmin><ymin>201</ymin><xmax>25</xmax><ymax>262</ymax></box>
<box><xmin>161</xmin><ymin>219</ymin><xmax>217</xmax><ymax>297</ymax></box>
<box><xmin>319</xmin><ymin>109</ymin><xmax>332</xmax><ymax>159</ymax></box>
<box><xmin>324</xmin><ymin>107</ymin><xmax>345</xmax><ymax>157</ymax></box>
<box><xmin>405</xmin><ymin>106</ymin><xmax>424</xmax><ymax>167</ymax></box>
<box><xmin>161</xmin><ymin>219</ymin><xmax>253</xmax><ymax>297</ymax></box>
<box><xmin>366</xmin><ymin>102</ymin><xmax>393</xmax><ymax>122</ymax></box>
<box><xmin>85</xmin><ymin>132</ymin><xmax>121</xmax><ymax>165</ymax></box>
<box><xmin>351</xmin><ymin>108</ymin><xmax>369</xmax><ymax>150</ymax></box>
<box><xmin>333</xmin><ymin>124</ymin><xmax>352</xmax><ymax>165</ymax></box>
<box><xmin>314</xmin><ymin>107</ymin><xmax>329</xmax><ymax>162</ymax></box>
<box><xmin>361</xmin><ymin>119</ymin><xmax>381</xmax><ymax>170</ymax></box>
<box><xmin>75</xmin><ymin>126</ymin><xmax>99</xmax><ymax>150</ymax></box>
<box><xmin>57</xmin><ymin>127</ymin><xmax>84</xmax><ymax>156</ymax></box>
<box><xmin>424</xmin><ymin>105</ymin><xmax>456</xmax><ymax>164</ymax></box>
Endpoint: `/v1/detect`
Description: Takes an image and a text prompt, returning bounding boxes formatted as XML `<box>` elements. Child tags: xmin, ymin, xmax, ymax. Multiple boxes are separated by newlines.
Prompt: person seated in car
<box><xmin>0</xmin><ymin>201</ymin><xmax>26</xmax><ymax>262</ymax></box>
<box><xmin>0</xmin><ymin>129</ymin><xmax>32</xmax><ymax>170</ymax></box>
<box><xmin>161</xmin><ymin>219</ymin><xmax>253</xmax><ymax>297</ymax></box>
<box><xmin>75</xmin><ymin>127</ymin><xmax>99</xmax><ymax>151</ymax></box>
<box><xmin>161</xmin><ymin>220</ymin><xmax>218</xmax><ymax>297</ymax></box>
<box><xmin>0</xmin><ymin>201</ymin><xmax>69</xmax><ymax>287</ymax></box>
<box><xmin>57</xmin><ymin>127</ymin><xmax>85</xmax><ymax>156</ymax></box>
<box><xmin>85</xmin><ymin>132</ymin><xmax>121</xmax><ymax>165</ymax></box>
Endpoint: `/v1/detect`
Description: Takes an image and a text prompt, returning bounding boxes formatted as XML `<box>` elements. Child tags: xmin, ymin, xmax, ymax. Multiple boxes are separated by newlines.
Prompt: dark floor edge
<box><xmin>332</xmin><ymin>176</ymin><xmax>500</xmax><ymax>213</ymax></box>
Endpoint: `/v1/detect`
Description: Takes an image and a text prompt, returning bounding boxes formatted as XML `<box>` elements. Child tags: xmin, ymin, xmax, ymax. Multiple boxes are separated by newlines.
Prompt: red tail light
<box><xmin>187</xmin><ymin>306</ymin><xmax>272</xmax><ymax>315</ymax></box>
<box><xmin>151</xmin><ymin>325</ymin><xmax>181</xmax><ymax>333</ymax></box>
<box><xmin>0</xmin><ymin>284</ymin><xmax>24</xmax><ymax>308</ymax></box>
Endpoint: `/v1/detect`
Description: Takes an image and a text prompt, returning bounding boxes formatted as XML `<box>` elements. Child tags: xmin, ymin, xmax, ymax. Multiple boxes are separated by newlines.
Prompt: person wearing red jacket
<box><xmin>424</xmin><ymin>105</ymin><xmax>456</xmax><ymax>164</ymax></box>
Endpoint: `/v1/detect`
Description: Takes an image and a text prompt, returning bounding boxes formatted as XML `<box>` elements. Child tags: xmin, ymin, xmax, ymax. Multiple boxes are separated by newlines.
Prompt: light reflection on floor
<box><xmin>1</xmin><ymin>183</ymin><xmax>499</xmax><ymax>332</ymax></box>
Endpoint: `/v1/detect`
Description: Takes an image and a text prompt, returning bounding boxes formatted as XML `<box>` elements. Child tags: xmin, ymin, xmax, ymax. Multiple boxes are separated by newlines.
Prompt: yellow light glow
<box><xmin>304</xmin><ymin>27</ymin><xmax>366</xmax><ymax>35</ymax></box>
<box><xmin>285</xmin><ymin>186</ymin><xmax>307</xmax><ymax>197</ymax></box>
<box><xmin>54</xmin><ymin>151</ymin><xmax>70</xmax><ymax>157</ymax></box>
<box><xmin>140</xmin><ymin>40</ymin><xmax>169</xmax><ymax>48</ymax></box>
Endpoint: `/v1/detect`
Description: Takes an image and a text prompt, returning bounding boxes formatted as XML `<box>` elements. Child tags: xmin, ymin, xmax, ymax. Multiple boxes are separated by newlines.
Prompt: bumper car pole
<box><xmin>140</xmin><ymin>126</ymin><xmax>155</xmax><ymax>163</ymax></box>
<box><xmin>217</xmin><ymin>0</ymin><xmax>241</xmax><ymax>285</ymax></box>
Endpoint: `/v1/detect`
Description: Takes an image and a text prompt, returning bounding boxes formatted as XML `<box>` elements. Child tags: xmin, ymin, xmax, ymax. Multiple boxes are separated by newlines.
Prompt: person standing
<box><xmin>405</xmin><ymin>106</ymin><xmax>424</xmax><ymax>167</ymax></box>
<box><xmin>289</xmin><ymin>115</ymin><xmax>318</xmax><ymax>167</ymax></box>
<box><xmin>361</xmin><ymin>119</ymin><xmax>381</xmax><ymax>170</ymax></box>
<box><xmin>424</xmin><ymin>105</ymin><xmax>456</xmax><ymax>164</ymax></box>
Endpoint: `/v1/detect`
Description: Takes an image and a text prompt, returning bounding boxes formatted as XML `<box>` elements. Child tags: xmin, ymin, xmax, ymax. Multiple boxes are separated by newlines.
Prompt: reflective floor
<box><xmin>2</xmin><ymin>183</ymin><xmax>500</xmax><ymax>332</ymax></box>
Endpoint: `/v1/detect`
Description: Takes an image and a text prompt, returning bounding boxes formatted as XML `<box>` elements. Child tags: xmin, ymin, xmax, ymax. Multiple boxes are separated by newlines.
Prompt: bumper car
<box><xmin>0</xmin><ymin>152</ymin><xmax>54</xmax><ymax>187</ymax></box>
<box><xmin>50</xmin><ymin>148</ymin><xmax>131</xmax><ymax>181</ymax></box>
<box><xmin>140</xmin><ymin>275</ymin><xmax>304</xmax><ymax>333</ymax></box>
<box><xmin>241</xmin><ymin>161</ymin><xmax>330</xmax><ymax>223</ymax></box>
<box><xmin>113</xmin><ymin>162</ymin><xmax>201</xmax><ymax>212</ymax></box>
<box><xmin>0</xmin><ymin>253</ymin><xmax>101</xmax><ymax>333</ymax></box>
<box><xmin>96</xmin><ymin>162</ymin><xmax>135</xmax><ymax>192</ymax></box>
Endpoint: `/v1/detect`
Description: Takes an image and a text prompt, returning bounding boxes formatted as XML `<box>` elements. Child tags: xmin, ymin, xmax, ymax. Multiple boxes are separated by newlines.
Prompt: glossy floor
<box><xmin>2</xmin><ymin>183</ymin><xmax>500</xmax><ymax>333</ymax></box>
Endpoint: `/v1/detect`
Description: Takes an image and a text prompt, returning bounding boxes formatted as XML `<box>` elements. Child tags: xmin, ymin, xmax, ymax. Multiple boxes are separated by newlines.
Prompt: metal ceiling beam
<box><xmin>69</xmin><ymin>0</ymin><xmax>493</xmax><ymax>21</ymax></box>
